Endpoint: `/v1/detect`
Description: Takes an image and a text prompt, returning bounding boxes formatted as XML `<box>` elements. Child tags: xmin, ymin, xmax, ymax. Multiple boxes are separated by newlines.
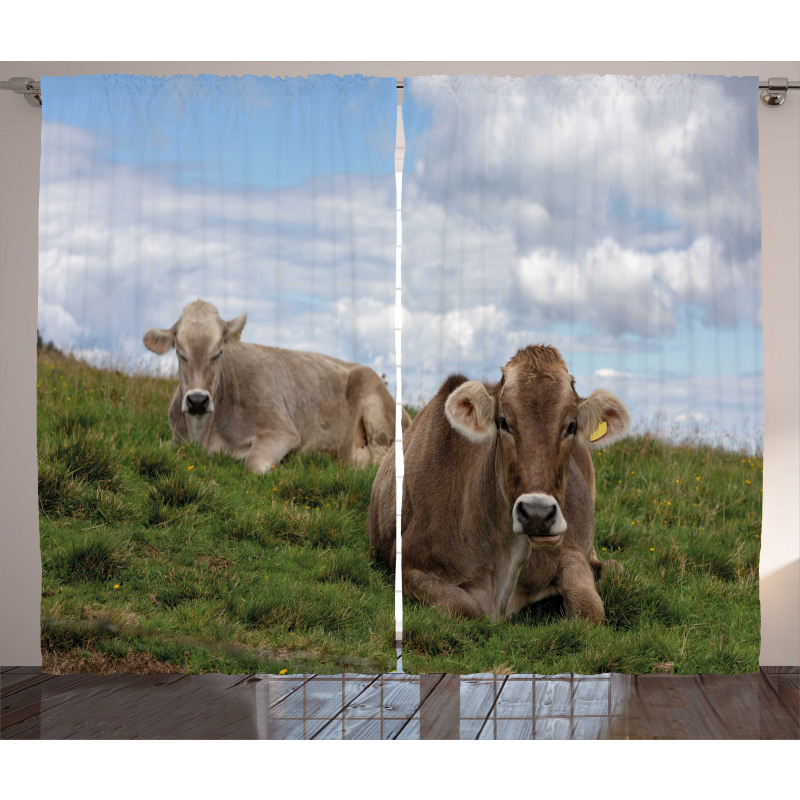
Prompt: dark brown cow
<box><xmin>369</xmin><ymin>345</ymin><xmax>630</xmax><ymax>622</ymax></box>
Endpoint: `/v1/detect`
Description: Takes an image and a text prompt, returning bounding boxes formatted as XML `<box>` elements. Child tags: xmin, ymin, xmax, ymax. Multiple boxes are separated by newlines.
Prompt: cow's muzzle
<box><xmin>512</xmin><ymin>493</ymin><xmax>567</xmax><ymax>547</ymax></box>
<box><xmin>182</xmin><ymin>390</ymin><xmax>214</xmax><ymax>416</ymax></box>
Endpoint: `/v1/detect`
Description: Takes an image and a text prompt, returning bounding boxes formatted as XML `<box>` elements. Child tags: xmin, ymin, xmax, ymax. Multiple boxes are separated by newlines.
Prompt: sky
<box><xmin>38</xmin><ymin>74</ymin><xmax>398</xmax><ymax>383</ymax></box>
<box><xmin>400</xmin><ymin>75</ymin><xmax>763</xmax><ymax>452</ymax></box>
<box><xmin>38</xmin><ymin>73</ymin><xmax>763</xmax><ymax>452</ymax></box>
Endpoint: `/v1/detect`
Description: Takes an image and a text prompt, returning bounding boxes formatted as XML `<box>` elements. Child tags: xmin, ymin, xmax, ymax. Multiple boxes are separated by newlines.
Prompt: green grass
<box><xmin>37</xmin><ymin>351</ymin><xmax>393</xmax><ymax>675</ymax></box>
<box><xmin>402</xmin><ymin>434</ymin><xmax>761</xmax><ymax>675</ymax></box>
<box><xmin>37</xmin><ymin>350</ymin><xmax>761</xmax><ymax>676</ymax></box>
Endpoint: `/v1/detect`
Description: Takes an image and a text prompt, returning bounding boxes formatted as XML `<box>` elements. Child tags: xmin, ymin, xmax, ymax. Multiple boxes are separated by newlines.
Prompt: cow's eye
<box><xmin>211</xmin><ymin>351</ymin><xmax>222</xmax><ymax>361</ymax></box>
<box><xmin>498</xmin><ymin>416</ymin><xmax>511</xmax><ymax>433</ymax></box>
<box><xmin>565</xmin><ymin>420</ymin><xmax>577</xmax><ymax>437</ymax></box>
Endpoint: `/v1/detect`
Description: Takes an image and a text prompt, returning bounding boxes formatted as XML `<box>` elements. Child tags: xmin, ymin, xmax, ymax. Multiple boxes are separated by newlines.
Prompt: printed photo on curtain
<box><xmin>37</xmin><ymin>74</ymin><xmax>399</xmax><ymax>675</ymax></box>
<box><xmin>383</xmin><ymin>74</ymin><xmax>763</xmax><ymax>675</ymax></box>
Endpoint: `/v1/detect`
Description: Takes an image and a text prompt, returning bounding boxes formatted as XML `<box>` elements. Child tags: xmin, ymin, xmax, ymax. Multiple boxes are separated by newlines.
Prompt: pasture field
<box><xmin>37</xmin><ymin>351</ymin><xmax>761</xmax><ymax>675</ymax></box>
<box><xmin>403</xmin><ymin>433</ymin><xmax>762</xmax><ymax>675</ymax></box>
<box><xmin>37</xmin><ymin>350</ymin><xmax>394</xmax><ymax>675</ymax></box>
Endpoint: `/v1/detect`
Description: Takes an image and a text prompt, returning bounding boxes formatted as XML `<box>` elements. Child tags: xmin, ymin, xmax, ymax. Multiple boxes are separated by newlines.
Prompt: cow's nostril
<box><xmin>186</xmin><ymin>392</ymin><xmax>210</xmax><ymax>415</ymax></box>
<box><xmin>517</xmin><ymin>500</ymin><xmax>557</xmax><ymax>533</ymax></box>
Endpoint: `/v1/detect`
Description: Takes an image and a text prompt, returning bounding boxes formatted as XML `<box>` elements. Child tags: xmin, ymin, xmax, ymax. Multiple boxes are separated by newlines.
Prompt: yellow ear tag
<box><xmin>590</xmin><ymin>420</ymin><xmax>607</xmax><ymax>442</ymax></box>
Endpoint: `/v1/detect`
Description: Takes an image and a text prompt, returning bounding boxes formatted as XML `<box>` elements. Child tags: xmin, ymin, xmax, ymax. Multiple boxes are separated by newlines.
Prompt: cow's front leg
<box><xmin>589</xmin><ymin>551</ymin><xmax>624</xmax><ymax>581</ymax></box>
<box><xmin>404</xmin><ymin>567</ymin><xmax>488</xmax><ymax>619</ymax></box>
<box><xmin>556</xmin><ymin>551</ymin><xmax>606</xmax><ymax>622</ymax></box>
<box><xmin>245</xmin><ymin>429</ymin><xmax>301</xmax><ymax>474</ymax></box>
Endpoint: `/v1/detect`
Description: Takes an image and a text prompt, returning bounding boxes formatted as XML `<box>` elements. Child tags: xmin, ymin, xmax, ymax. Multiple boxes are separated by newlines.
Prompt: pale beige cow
<box><xmin>144</xmin><ymin>299</ymin><xmax>407</xmax><ymax>472</ymax></box>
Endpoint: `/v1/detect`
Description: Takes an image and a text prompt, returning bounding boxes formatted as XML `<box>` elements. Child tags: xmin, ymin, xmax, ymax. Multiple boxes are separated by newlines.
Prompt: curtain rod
<box><xmin>3</xmin><ymin>77</ymin><xmax>799</xmax><ymax>108</ymax></box>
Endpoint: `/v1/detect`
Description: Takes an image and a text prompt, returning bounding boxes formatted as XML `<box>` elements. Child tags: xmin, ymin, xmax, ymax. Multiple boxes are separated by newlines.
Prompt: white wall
<box><xmin>1</xmin><ymin>60</ymin><xmax>797</xmax><ymax>667</ymax></box>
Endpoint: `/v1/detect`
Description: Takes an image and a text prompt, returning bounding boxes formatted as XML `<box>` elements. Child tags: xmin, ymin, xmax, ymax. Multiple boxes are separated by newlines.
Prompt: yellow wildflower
<box><xmin>601</xmin><ymin>547</ymin><xmax>607</xmax><ymax>551</ymax></box>
<box><xmin>745</xmin><ymin>480</ymin><xmax>751</xmax><ymax>485</ymax></box>
<box><xmin>649</xmin><ymin>548</ymin><xmax>654</xmax><ymax>552</ymax></box>
<box><xmin>113</xmin><ymin>584</ymin><xmax>120</xmax><ymax>589</ymax></box>
<box><xmin>188</xmin><ymin>465</ymin><xmax>195</xmax><ymax>471</ymax></box>
<box><xmin>279</xmin><ymin>669</ymin><xmax>288</xmax><ymax>675</ymax></box>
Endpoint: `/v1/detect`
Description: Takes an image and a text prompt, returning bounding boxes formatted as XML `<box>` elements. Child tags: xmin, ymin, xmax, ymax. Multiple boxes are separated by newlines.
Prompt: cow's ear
<box><xmin>143</xmin><ymin>327</ymin><xmax>175</xmax><ymax>355</ymax></box>
<box><xmin>224</xmin><ymin>313</ymin><xmax>247</xmax><ymax>342</ymax></box>
<box><xmin>577</xmin><ymin>389</ymin><xmax>631</xmax><ymax>449</ymax></box>
<box><xmin>444</xmin><ymin>381</ymin><xmax>497</xmax><ymax>443</ymax></box>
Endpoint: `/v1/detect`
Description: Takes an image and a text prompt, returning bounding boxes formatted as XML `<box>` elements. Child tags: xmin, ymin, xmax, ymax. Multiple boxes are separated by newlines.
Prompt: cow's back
<box><xmin>368</xmin><ymin>441</ymin><xmax>396</xmax><ymax>566</ymax></box>
<box><xmin>216</xmin><ymin>342</ymin><xmax>355</xmax><ymax>451</ymax></box>
<box><xmin>369</xmin><ymin>396</ymin><xmax>432</xmax><ymax>566</ymax></box>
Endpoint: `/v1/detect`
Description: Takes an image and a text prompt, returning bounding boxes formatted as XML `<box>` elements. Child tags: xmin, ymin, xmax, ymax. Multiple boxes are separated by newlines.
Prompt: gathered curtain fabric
<box><xmin>37</xmin><ymin>74</ymin><xmax>398</xmax><ymax>676</ymax></box>
<box><xmin>399</xmin><ymin>75</ymin><xmax>762</xmax><ymax>675</ymax></box>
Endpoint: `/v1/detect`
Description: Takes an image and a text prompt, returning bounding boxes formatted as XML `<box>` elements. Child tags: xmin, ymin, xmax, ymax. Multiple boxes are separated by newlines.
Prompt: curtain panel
<box><xmin>396</xmin><ymin>75</ymin><xmax>762</xmax><ymax>674</ymax></box>
<box><xmin>37</xmin><ymin>74</ymin><xmax>398</xmax><ymax>675</ymax></box>
<box><xmin>37</xmin><ymin>72</ymin><xmax>763</xmax><ymax>680</ymax></box>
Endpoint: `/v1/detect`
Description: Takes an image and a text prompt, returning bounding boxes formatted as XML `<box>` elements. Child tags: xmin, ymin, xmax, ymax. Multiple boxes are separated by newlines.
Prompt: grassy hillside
<box><xmin>403</xmin><ymin>433</ymin><xmax>761</xmax><ymax>675</ymax></box>
<box><xmin>37</xmin><ymin>351</ymin><xmax>761</xmax><ymax>675</ymax></box>
<box><xmin>37</xmin><ymin>350</ymin><xmax>394</xmax><ymax>675</ymax></box>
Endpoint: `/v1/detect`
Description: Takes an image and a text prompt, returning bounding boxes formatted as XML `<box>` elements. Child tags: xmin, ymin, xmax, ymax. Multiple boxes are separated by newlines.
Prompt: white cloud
<box><xmin>405</xmin><ymin>75</ymin><xmax>761</xmax><ymax>261</ymax></box>
<box><xmin>37</xmin><ymin>300</ymin><xmax>87</xmax><ymax>343</ymax></box>
<box><xmin>517</xmin><ymin>235</ymin><xmax>761</xmax><ymax>337</ymax></box>
<box><xmin>38</xmin><ymin>121</ymin><xmax>396</xmax><ymax>385</ymax></box>
<box><xmin>675</xmin><ymin>410</ymin><xmax>705</xmax><ymax>424</ymax></box>
<box><xmin>595</xmin><ymin>368</ymin><xmax>633</xmax><ymax>378</ymax></box>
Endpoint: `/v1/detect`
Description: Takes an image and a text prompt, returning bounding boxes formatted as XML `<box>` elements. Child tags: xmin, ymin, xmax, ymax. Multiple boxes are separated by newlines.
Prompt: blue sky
<box><xmin>38</xmin><ymin>74</ymin><xmax>398</xmax><ymax>385</ymax></box>
<box><xmin>42</xmin><ymin>75</ymin><xmax>396</xmax><ymax>191</ymax></box>
<box><xmin>38</xmin><ymin>73</ymin><xmax>764</xmax><ymax>451</ymax></box>
<box><xmin>400</xmin><ymin>75</ymin><xmax>763</xmax><ymax>451</ymax></box>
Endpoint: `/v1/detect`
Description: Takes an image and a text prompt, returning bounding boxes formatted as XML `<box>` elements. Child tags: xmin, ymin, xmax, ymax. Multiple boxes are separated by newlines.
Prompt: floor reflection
<box><xmin>259</xmin><ymin>674</ymin><xmax>422</xmax><ymax>740</ymax></box>
<box><xmin>254</xmin><ymin>673</ymin><xmax>628</xmax><ymax>740</ymax></box>
<box><xmin>2</xmin><ymin>668</ymin><xmax>796</xmax><ymax>739</ymax></box>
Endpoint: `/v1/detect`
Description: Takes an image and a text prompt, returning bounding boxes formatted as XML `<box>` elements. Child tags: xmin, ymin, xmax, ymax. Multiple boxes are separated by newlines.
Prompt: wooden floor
<box><xmin>1</xmin><ymin>668</ymin><xmax>797</xmax><ymax>739</ymax></box>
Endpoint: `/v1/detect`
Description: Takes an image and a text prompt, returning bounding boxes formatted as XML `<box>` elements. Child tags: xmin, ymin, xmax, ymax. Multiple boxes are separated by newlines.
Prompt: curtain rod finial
<box><xmin>0</xmin><ymin>77</ymin><xmax>41</xmax><ymax>107</ymax></box>
<box><xmin>761</xmin><ymin>77</ymin><xmax>789</xmax><ymax>107</ymax></box>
